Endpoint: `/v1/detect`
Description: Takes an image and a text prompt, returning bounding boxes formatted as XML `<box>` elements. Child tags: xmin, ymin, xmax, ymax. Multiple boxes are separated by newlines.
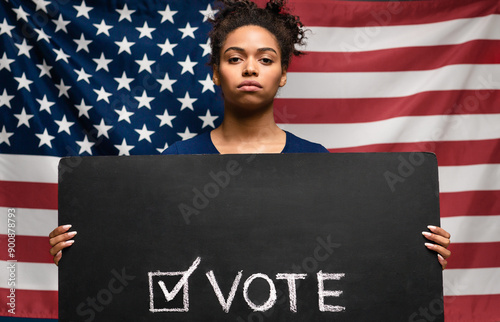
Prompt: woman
<box><xmin>50</xmin><ymin>0</ymin><xmax>451</xmax><ymax>268</ymax></box>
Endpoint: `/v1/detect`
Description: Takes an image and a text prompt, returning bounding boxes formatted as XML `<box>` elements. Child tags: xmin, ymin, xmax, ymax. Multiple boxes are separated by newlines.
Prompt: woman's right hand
<box><xmin>49</xmin><ymin>225</ymin><xmax>77</xmax><ymax>266</ymax></box>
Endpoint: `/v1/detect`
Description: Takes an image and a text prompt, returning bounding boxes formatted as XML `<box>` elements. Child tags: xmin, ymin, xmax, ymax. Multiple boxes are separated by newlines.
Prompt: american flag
<box><xmin>0</xmin><ymin>0</ymin><xmax>499</xmax><ymax>321</ymax></box>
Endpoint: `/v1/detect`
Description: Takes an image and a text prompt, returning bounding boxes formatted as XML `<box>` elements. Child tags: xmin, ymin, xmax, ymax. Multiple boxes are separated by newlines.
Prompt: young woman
<box><xmin>50</xmin><ymin>0</ymin><xmax>451</xmax><ymax>268</ymax></box>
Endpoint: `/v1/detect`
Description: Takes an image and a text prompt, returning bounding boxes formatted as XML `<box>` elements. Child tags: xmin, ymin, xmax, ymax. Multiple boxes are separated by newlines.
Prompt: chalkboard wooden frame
<box><xmin>58</xmin><ymin>153</ymin><xmax>443</xmax><ymax>321</ymax></box>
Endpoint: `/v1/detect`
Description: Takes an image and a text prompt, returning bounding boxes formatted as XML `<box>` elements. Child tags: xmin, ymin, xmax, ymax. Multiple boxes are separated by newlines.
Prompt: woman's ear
<box><xmin>213</xmin><ymin>66</ymin><xmax>221</xmax><ymax>86</ymax></box>
<box><xmin>279</xmin><ymin>68</ymin><xmax>287</xmax><ymax>87</ymax></box>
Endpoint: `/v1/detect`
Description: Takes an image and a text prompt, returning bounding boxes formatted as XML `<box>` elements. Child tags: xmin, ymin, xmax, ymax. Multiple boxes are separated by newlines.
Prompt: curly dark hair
<box><xmin>208</xmin><ymin>0</ymin><xmax>306</xmax><ymax>70</ymax></box>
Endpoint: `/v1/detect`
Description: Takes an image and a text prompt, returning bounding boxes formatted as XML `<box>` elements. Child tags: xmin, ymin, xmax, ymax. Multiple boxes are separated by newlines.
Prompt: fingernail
<box><xmin>427</xmin><ymin>225</ymin><xmax>437</xmax><ymax>230</ymax></box>
<box><xmin>66</xmin><ymin>240</ymin><xmax>75</xmax><ymax>245</ymax></box>
<box><xmin>438</xmin><ymin>254</ymin><xmax>444</xmax><ymax>261</ymax></box>
<box><xmin>425</xmin><ymin>243</ymin><xmax>434</xmax><ymax>248</ymax></box>
<box><xmin>63</xmin><ymin>224</ymin><xmax>72</xmax><ymax>229</ymax></box>
<box><xmin>422</xmin><ymin>231</ymin><xmax>432</xmax><ymax>237</ymax></box>
<box><xmin>68</xmin><ymin>231</ymin><xmax>77</xmax><ymax>237</ymax></box>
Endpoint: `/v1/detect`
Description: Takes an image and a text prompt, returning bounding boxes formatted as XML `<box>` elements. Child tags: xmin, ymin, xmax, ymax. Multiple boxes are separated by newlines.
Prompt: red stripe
<box><xmin>327</xmin><ymin>140</ymin><xmax>500</xmax><ymax>167</ymax></box>
<box><xmin>447</xmin><ymin>242</ymin><xmax>500</xmax><ymax>269</ymax></box>
<box><xmin>0</xmin><ymin>181</ymin><xmax>58</xmax><ymax>210</ymax></box>
<box><xmin>0</xmin><ymin>235</ymin><xmax>53</xmax><ymax>264</ymax></box>
<box><xmin>440</xmin><ymin>191</ymin><xmax>500</xmax><ymax>218</ymax></box>
<box><xmin>274</xmin><ymin>91</ymin><xmax>500</xmax><ymax>124</ymax></box>
<box><xmin>253</xmin><ymin>0</ymin><xmax>500</xmax><ymax>27</ymax></box>
<box><xmin>444</xmin><ymin>294</ymin><xmax>500</xmax><ymax>322</ymax></box>
<box><xmin>0</xmin><ymin>288</ymin><xmax>57</xmax><ymax>319</ymax></box>
<box><xmin>288</xmin><ymin>40</ymin><xmax>500</xmax><ymax>73</ymax></box>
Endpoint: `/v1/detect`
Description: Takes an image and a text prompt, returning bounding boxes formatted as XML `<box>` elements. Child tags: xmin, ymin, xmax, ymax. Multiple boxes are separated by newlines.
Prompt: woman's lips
<box><xmin>238</xmin><ymin>81</ymin><xmax>262</xmax><ymax>92</ymax></box>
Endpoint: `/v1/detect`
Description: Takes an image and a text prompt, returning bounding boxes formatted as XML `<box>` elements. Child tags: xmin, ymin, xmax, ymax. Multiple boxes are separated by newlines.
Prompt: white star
<box><xmin>159</xmin><ymin>4</ymin><xmax>177</xmax><ymax>24</ymax></box>
<box><xmin>12</xmin><ymin>6</ymin><xmax>29</xmax><ymax>22</ymax></box>
<box><xmin>74</xmin><ymin>1</ymin><xmax>93</xmax><ymax>19</ymax></box>
<box><xmin>135</xmin><ymin>54</ymin><xmax>155</xmax><ymax>73</ymax></box>
<box><xmin>53</xmin><ymin>47</ymin><xmax>70</xmax><ymax>63</ymax></box>
<box><xmin>0</xmin><ymin>89</ymin><xmax>14</xmax><ymax>108</ymax></box>
<box><xmin>177</xmin><ymin>127</ymin><xmax>197</xmax><ymax>141</ymax></box>
<box><xmin>14</xmin><ymin>107</ymin><xmax>34</xmax><ymax>128</ymax></box>
<box><xmin>33</xmin><ymin>0</ymin><xmax>51</xmax><ymax>13</ymax></box>
<box><xmin>158</xmin><ymin>38</ymin><xmax>177</xmax><ymax>56</ymax></box>
<box><xmin>75</xmin><ymin>98</ymin><xmax>92</xmax><ymax>118</ymax></box>
<box><xmin>156</xmin><ymin>109</ymin><xmax>176</xmax><ymax>128</ymax></box>
<box><xmin>117</xmin><ymin>4</ymin><xmax>135</xmax><ymax>22</ymax></box>
<box><xmin>14</xmin><ymin>73</ymin><xmax>33</xmax><ymax>91</ymax></box>
<box><xmin>134</xmin><ymin>91</ymin><xmax>154</xmax><ymax>109</ymax></box>
<box><xmin>0</xmin><ymin>53</ymin><xmax>15</xmax><ymax>72</ymax></box>
<box><xmin>93</xmin><ymin>52</ymin><xmax>112</xmax><ymax>72</ymax></box>
<box><xmin>15</xmin><ymin>39</ymin><xmax>33</xmax><ymax>58</ymax></box>
<box><xmin>157</xmin><ymin>142</ymin><xmax>169</xmax><ymax>154</ymax></box>
<box><xmin>36</xmin><ymin>129</ymin><xmax>55</xmax><ymax>148</ymax></box>
<box><xmin>94</xmin><ymin>86</ymin><xmax>112</xmax><ymax>103</ymax></box>
<box><xmin>178</xmin><ymin>55</ymin><xmax>197</xmax><ymax>75</ymax></box>
<box><xmin>115</xmin><ymin>106</ymin><xmax>134</xmax><ymax>123</ymax></box>
<box><xmin>115</xmin><ymin>36</ymin><xmax>135</xmax><ymax>54</ymax></box>
<box><xmin>0</xmin><ymin>126</ymin><xmax>14</xmax><ymax>146</ymax></box>
<box><xmin>75</xmin><ymin>67</ymin><xmax>91</xmax><ymax>83</ymax></box>
<box><xmin>199</xmin><ymin>4</ymin><xmax>218</xmax><ymax>22</ymax></box>
<box><xmin>74</xmin><ymin>33</ymin><xmax>92</xmax><ymax>52</ymax></box>
<box><xmin>115</xmin><ymin>138</ymin><xmax>134</xmax><ymax>156</ymax></box>
<box><xmin>93</xmin><ymin>19</ymin><xmax>113</xmax><ymax>36</ymax></box>
<box><xmin>55</xmin><ymin>115</ymin><xmax>74</xmax><ymax>134</ymax></box>
<box><xmin>157</xmin><ymin>72</ymin><xmax>176</xmax><ymax>93</ymax></box>
<box><xmin>37</xmin><ymin>95</ymin><xmax>55</xmax><ymax>113</ymax></box>
<box><xmin>0</xmin><ymin>19</ymin><xmax>15</xmax><ymax>37</ymax></box>
<box><xmin>135</xmin><ymin>124</ymin><xmax>154</xmax><ymax>143</ymax></box>
<box><xmin>136</xmin><ymin>21</ymin><xmax>155</xmax><ymax>39</ymax></box>
<box><xmin>199</xmin><ymin>39</ymin><xmax>211</xmax><ymax>57</ymax></box>
<box><xmin>199</xmin><ymin>109</ymin><xmax>219</xmax><ymax>129</ymax></box>
<box><xmin>178</xmin><ymin>22</ymin><xmax>198</xmax><ymax>39</ymax></box>
<box><xmin>94</xmin><ymin>118</ymin><xmax>113</xmax><ymax>138</ymax></box>
<box><xmin>76</xmin><ymin>136</ymin><xmax>94</xmax><ymax>155</ymax></box>
<box><xmin>199</xmin><ymin>74</ymin><xmax>215</xmax><ymax>93</ymax></box>
<box><xmin>177</xmin><ymin>92</ymin><xmax>197</xmax><ymax>111</ymax></box>
<box><xmin>114</xmin><ymin>71</ymin><xmax>133</xmax><ymax>90</ymax></box>
<box><xmin>54</xmin><ymin>14</ymin><xmax>70</xmax><ymax>33</ymax></box>
<box><xmin>55</xmin><ymin>79</ymin><xmax>71</xmax><ymax>98</ymax></box>
<box><xmin>34</xmin><ymin>27</ymin><xmax>51</xmax><ymax>42</ymax></box>
<box><xmin>36</xmin><ymin>59</ymin><xmax>52</xmax><ymax>78</ymax></box>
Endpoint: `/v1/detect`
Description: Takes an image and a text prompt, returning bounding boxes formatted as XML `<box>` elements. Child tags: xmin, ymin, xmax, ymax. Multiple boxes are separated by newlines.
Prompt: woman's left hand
<box><xmin>422</xmin><ymin>225</ymin><xmax>451</xmax><ymax>270</ymax></box>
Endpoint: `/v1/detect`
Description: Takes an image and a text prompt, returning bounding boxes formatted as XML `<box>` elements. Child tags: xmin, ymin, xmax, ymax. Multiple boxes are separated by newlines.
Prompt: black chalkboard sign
<box><xmin>58</xmin><ymin>153</ymin><xmax>443</xmax><ymax>321</ymax></box>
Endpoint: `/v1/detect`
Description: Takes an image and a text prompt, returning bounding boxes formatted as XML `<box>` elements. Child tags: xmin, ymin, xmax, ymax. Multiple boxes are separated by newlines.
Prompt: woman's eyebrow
<box><xmin>223</xmin><ymin>46</ymin><xmax>278</xmax><ymax>54</ymax></box>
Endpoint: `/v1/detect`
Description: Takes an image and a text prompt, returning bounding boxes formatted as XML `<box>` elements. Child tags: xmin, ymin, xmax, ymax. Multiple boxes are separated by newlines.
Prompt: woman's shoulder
<box><xmin>282</xmin><ymin>131</ymin><xmax>329</xmax><ymax>153</ymax></box>
<box><xmin>162</xmin><ymin>131</ymin><xmax>219</xmax><ymax>155</ymax></box>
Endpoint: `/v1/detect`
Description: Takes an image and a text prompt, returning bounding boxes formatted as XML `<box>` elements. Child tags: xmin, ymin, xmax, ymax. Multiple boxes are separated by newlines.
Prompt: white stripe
<box><xmin>0</xmin><ymin>154</ymin><xmax>60</xmax><ymax>183</ymax></box>
<box><xmin>301</xmin><ymin>14</ymin><xmax>500</xmax><ymax>52</ymax></box>
<box><xmin>439</xmin><ymin>164</ymin><xmax>500</xmax><ymax>193</ymax></box>
<box><xmin>278</xmin><ymin>114</ymin><xmax>500</xmax><ymax>149</ymax></box>
<box><xmin>280</xmin><ymin>65</ymin><xmax>500</xmax><ymax>99</ymax></box>
<box><xmin>0</xmin><ymin>207</ymin><xmax>58</xmax><ymax>237</ymax></box>
<box><xmin>441</xmin><ymin>215</ymin><xmax>500</xmax><ymax>243</ymax></box>
<box><xmin>0</xmin><ymin>261</ymin><xmax>57</xmax><ymax>291</ymax></box>
<box><xmin>443</xmin><ymin>267</ymin><xmax>500</xmax><ymax>296</ymax></box>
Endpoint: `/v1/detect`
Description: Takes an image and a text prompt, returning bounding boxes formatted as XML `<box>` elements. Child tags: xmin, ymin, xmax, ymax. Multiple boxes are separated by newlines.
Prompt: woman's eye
<box><xmin>228</xmin><ymin>57</ymin><xmax>241</xmax><ymax>63</ymax></box>
<box><xmin>261</xmin><ymin>58</ymin><xmax>273</xmax><ymax>64</ymax></box>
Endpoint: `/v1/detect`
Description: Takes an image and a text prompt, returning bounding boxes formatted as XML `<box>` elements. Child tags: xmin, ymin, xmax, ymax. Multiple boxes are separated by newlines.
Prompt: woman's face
<box><xmin>213</xmin><ymin>25</ymin><xmax>287</xmax><ymax>112</ymax></box>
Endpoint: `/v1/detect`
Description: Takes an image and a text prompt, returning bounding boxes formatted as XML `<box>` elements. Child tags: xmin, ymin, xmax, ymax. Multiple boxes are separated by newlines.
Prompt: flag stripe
<box><xmin>0</xmin><ymin>261</ymin><xmax>57</xmax><ymax>291</ymax></box>
<box><xmin>443</xmin><ymin>267</ymin><xmax>500</xmax><ymax>296</ymax></box>
<box><xmin>0</xmin><ymin>235</ymin><xmax>53</xmax><ymax>264</ymax></box>
<box><xmin>275</xmin><ymin>91</ymin><xmax>500</xmax><ymax>124</ymax></box>
<box><xmin>279</xmin><ymin>115</ymin><xmax>500</xmax><ymax>149</ymax></box>
<box><xmin>441</xmin><ymin>215</ymin><xmax>500</xmax><ymax>243</ymax></box>
<box><xmin>439</xmin><ymin>165</ymin><xmax>500</xmax><ymax>193</ymax></box>
<box><xmin>0</xmin><ymin>207</ymin><xmax>58</xmax><ymax>237</ymax></box>
<box><xmin>447</xmin><ymin>242</ymin><xmax>500</xmax><ymax>269</ymax></box>
<box><xmin>0</xmin><ymin>181</ymin><xmax>58</xmax><ymax>210</ymax></box>
<box><xmin>444</xmin><ymin>294</ymin><xmax>500</xmax><ymax>322</ymax></box>
<box><xmin>440</xmin><ymin>191</ymin><xmax>500</xmax><ymax>217</ymax></box>
<box><xmin>282</xmin><ymin>65</ymin><xmax>500</xmax><ymax>99</ymax></box>
<box><xmin>0</xmin><ymin>288</ymin><xmax>57</xmax><ymax>319</ymax></box>
<box><xmin>289</xmin><ymin>40</ymin><xmax>500</xmax><ymax>73</ymax></box>
<box><xmin>329</xmin><ymin>140</ymin><xmax>500</xmax><ymax>167</ymax></box>
<box><xmin>280</xmin><ymin>0</ymin><xmax>500</xmax><ymax>27</ymax></box>
<box><xmin>0</xmin><ymin>155</ymin><xmax>59</xmax><ymax>183</ymax></box>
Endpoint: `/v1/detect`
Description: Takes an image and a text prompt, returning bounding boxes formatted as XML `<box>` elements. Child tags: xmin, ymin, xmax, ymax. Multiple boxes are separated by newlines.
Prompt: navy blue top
<box><xmin>163</xmin><ymin>131</ymin><xmax>329</xmax><ymax>154</ymax></box>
